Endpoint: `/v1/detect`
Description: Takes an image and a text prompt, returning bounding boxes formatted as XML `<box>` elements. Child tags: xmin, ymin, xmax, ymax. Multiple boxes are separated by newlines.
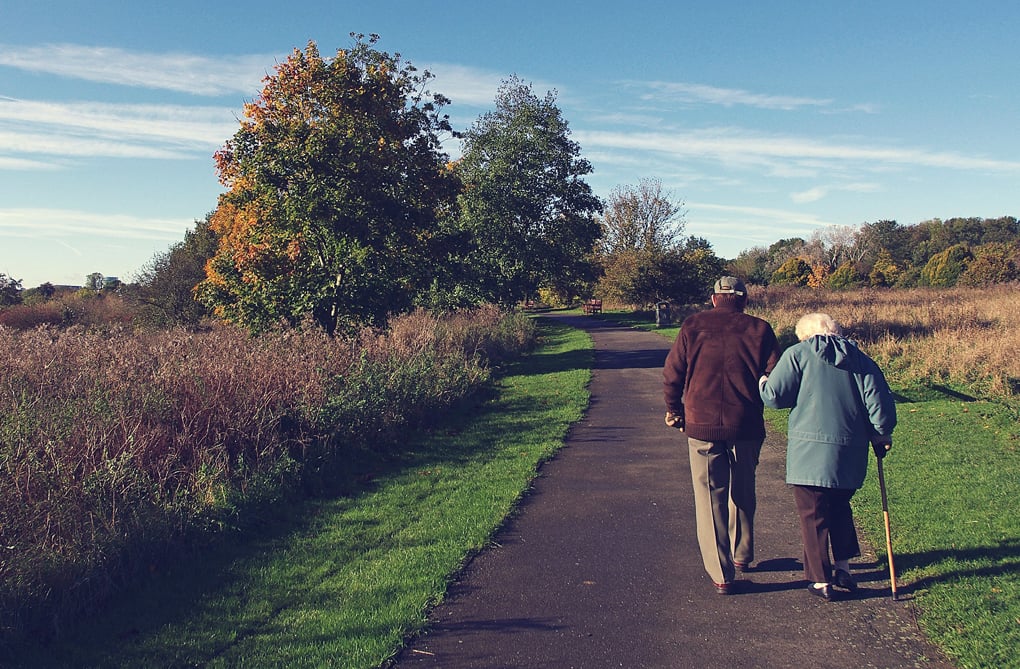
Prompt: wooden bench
<box><xmin>582</xmin><ymin>298</ymin><xmax>602</xmax><ymax>315</ymax></box>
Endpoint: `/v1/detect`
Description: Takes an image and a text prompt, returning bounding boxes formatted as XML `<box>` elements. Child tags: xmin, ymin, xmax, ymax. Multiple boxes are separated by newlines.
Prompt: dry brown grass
<box><xmin>747</xmin><ymin>285</ymin><xmax>1020</xmax><ymax>395</ymax></box>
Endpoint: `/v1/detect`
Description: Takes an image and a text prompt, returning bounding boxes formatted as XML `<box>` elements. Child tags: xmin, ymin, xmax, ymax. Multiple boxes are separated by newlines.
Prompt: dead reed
<box><xmin>0</xmin><ymin>306</ymin><xmax>534</xmax><ymax>642</ymax></box>
<box><xmin>748</xmin><ymin>285</ymin><xmax>1020</xmax><ymax>395</ymax></box>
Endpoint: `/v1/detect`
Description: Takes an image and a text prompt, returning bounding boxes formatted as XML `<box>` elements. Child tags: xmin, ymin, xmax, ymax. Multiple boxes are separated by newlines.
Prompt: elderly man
<box><xmin>663</xmin><ymin>276</ymin><xmax>780</xmax><ymax>594</ymax></box>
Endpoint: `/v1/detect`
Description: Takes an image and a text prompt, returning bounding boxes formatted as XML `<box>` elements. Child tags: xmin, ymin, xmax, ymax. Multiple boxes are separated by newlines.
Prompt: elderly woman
<box><xmin>759</xmin><ymin>313</ymin><xmax>896</xmax><ymax>601</ymax></box>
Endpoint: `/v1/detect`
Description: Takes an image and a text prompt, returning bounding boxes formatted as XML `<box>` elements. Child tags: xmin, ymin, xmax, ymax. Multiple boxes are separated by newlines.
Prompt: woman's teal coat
<box><xmin>760</xmin><ymin>335</ymin><xmax>896</xmax><ymax>490</ymax></box>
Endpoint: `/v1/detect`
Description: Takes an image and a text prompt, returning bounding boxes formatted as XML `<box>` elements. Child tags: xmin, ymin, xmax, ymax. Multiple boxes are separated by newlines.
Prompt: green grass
<box><xmin>6</xmin><ymin>319</ymin><xmax>592</xmax><ymax>669</ymax></box>
<box><xmin>762</xmin><ymin>369</ymin><xmax>1020</xmax><ymax>668</ymax></box>
<box><xmin>853</xmin><ymin>398</ymin><xmax>1020</xmax><ymax>669</ymax></box>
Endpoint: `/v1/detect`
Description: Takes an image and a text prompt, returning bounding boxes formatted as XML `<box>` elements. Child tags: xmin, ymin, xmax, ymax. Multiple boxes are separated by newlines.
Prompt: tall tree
<box><xmin>198</xmin><ymin>35</ymin><xmax>460</xmax><ymax>333</ymax></box>
<box><xmin>727</xmin><ymin>246</ymin><xmax>770</xmax><ymax>285</ymax></box>
<box><xmin>600</xmin><ymin>178</ymin><xmax>685</xmax><ymax>255</ymax></box>
<box><xmin>455</xmin><ymin>76</ymin><xmax>603</xmax><ymax>305</ymax></box>
<box><xmin>596</xmin><ymin>179</ymin><xmax>719</xmax><ymax>306</ymax></box>
<box><xmin>133</xmin><ymin>214</ymin><xmax>219</xmax><ymax>327</ymax></box>
<box><xmin>84</xmin><ymin>273</ymin><xmax>105</xmax><ymax>292</ymax></box>
<box><xmin>0</xmin><ymin>274</ymin><xmax>22</xmax><ymax>308</ymax></box>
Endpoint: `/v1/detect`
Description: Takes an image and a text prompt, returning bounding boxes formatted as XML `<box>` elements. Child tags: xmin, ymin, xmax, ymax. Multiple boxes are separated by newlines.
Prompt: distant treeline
<box><xmin>728</xmin><ymin>216</ymin><xmax>1020</xmax><ymax>289</ymax></box>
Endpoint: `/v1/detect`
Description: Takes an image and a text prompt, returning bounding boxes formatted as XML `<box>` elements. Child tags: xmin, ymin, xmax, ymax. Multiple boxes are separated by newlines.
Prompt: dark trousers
<box><xmin>792</xmin><ymin>485</ymin><xmax>861</xmax><ymax>584</ymax></box>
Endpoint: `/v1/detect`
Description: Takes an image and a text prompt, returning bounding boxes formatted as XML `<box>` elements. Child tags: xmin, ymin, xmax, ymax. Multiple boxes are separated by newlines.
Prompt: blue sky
<box><xmin>2</xmin><ymin>0</ymin><xmax>1018</xmax><ymax>288</ymax></box>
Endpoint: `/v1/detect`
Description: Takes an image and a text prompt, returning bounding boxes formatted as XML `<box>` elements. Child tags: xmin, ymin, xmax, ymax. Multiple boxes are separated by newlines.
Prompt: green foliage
<box><xmin>20</xmin><ymin>283</ymin><xmax>56</xmax><ymax>306</ymax></box>
<box><xmin>197</xmin><ymin>35</ymin><xmax>460</xmax><ymax>334</ymax></box>
<box><xmin>132</xmin><ymin>214</ymin><xmax>218</xmax><ymax>327</ymax></box>
<box><xmin>867</xmin><ymin>249</ymin><xmax>901</xmax><ymax>287</ymax></box>
<box><xmin>893</xmin><ymin>265</ymin><xmax>922</xmax><ymax>288</ymax></box>
<box><xmin>659</xmin><ymin>238</ymin><xmax>724</xmax><ymax>305</ymax></box>
<box><xmin>770</xmin><ymin>256</ymin><xmax>812</xmax><ymax>286</ymax></box>
<box><xmin>454</xmin><ymin>75</ymin><xmax>603</xmax><ymax>305</ymax></box>
<box><xmin>958</xmin><ymin>241</ymin><xmax>1020</xmax><ymax>286</ymax></box>
<box><xmin>861</xmin><ymin>220</ymin><xmax>912</xmax><ymax>269</ymax></box>
<box><xmin>0</xmin><ymin>273</ymin><xmax>23</xmax><ymax>308</ymax></box>
<box><xmin>921</xmin><ymin>243</ymin><xmax>973</xmax><ymax>287</ymax></box>
<box><xmin>825</xmin><ymin>261</ymin><xmax>865</xmax><ymax>290</ymax></box>
<box><xmin>84</xmin><ymin>272</ymin><xmax>105</xmax><ymax>292</ymax></box>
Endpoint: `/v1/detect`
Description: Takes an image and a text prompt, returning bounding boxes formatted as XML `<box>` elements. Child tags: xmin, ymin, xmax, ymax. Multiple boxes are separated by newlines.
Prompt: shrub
<box><xmin>957</xmin><ymin>242</ymin><xmax>1020</xmax><ymax>286</ymax></box>
<box><xmin>770</xmin><ymin>257</ymin><xmax>812</xmax><ymax>286</ymax></box>
<box><xmin>921</xmin><ymin>243</ymin><xmax>973</xmax><ymax>287</ymax></box>
<box><xmin>826</xmin><ymin>262</ymin><xmax>866</xmax><ymax>290</ymax></box>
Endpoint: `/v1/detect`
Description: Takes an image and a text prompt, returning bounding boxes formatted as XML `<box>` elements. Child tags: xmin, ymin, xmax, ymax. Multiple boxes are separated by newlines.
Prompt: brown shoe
<box><xmin>714</xmin><ymin>581</ymin><xmax>733</xmax><ymax>595</ymax></box>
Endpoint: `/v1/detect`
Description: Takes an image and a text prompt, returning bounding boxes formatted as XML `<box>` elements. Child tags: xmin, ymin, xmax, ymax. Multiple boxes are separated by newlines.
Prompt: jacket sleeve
<box><xmin>662</xmin><ymin>332</ymin><xmax>687</xmax><ymax>415</ymax></box>
<box><xmin>759</xmin><ymin>347</ymin><xmax>801</xmax><ymax>410</ymax></box>
<box><xmin>763</xmin><ymin>326</ymin><xmax>781</xmax><ymax>375</ymax></box>
<box><xmin>858</xmin><ymin>360</ymin><xmax>897</xmax><ymax>437</ymax></box>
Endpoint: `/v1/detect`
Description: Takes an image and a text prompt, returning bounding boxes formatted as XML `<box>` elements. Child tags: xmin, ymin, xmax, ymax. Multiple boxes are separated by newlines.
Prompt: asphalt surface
<box><xmin>394</xmin><ymin>313</ymin><xmax>954</xmax><ymax>669</ymax></box>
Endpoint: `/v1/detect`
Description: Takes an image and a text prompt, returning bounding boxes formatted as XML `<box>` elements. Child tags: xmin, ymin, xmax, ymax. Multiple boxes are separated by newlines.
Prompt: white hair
<box><xmin>795</xmin><ymin>312</ymin><xmax>841</xmax><ymax>341</ymax></box>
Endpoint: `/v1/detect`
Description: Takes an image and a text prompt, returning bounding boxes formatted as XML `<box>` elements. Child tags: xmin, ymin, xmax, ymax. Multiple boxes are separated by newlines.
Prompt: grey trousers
<box><xmin>686</xmin><ymin>437</ymin><xmax>763</xmax><ymax>584</ymax></box>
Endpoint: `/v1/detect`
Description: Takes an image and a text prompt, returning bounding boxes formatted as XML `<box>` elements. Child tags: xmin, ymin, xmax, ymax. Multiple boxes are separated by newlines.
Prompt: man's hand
<box><xmin>872</xmin><ymin>437</ymin><xmax>892</xmax><ymax>459</ymax></box>
<box><xmin>665</xmin><ymin>411</ymin><xmax>684</xmax><ymax>431</ymax></box>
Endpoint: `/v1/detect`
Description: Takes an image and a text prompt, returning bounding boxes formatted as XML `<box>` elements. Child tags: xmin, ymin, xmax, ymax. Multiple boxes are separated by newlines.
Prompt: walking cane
<box><xmin>876</xmin><ymin>454</ymin><xmax>898</xmax><ymax>601</ymax></box>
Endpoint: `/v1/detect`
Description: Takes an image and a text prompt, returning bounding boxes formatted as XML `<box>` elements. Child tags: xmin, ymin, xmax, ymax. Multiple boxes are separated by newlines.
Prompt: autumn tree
<box><xmin>958</xmin><ymin>242</ymin><xmax>1020</xmax><ymax>286</ymax></box>
<box><xmin>868</xmin><ymin>250</ymin><xmax>901</xmax><ymax>287</ymax></box>
<box><xmin>198</xmin><ymin>36</ymin><xmax>460</xmax><ymax>333</ymax></box>
<box><xmin>454</xmin><ymin>76</ymin><xmax>602</xmax><ymax>305</ymax></box>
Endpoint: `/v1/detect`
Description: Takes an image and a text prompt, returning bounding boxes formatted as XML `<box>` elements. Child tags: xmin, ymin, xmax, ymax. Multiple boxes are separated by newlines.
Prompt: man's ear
<box><xmin>710</xmin><ymin>294</ymin><xmax>717</xmax><ymax>307</ymax></box>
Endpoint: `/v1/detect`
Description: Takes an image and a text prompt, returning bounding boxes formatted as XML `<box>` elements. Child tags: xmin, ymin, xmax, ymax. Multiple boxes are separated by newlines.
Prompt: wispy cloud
<box><xmin>0</xmin><ymin>208</ymin><xmax>194</xmax><ymax>241</ymax></box>
<box><xmin>0</xmin><ymin>98</ymin><xmax>237</xmax><ymax>164</ymax></box>
<box><xmin>426</xmin><ymin>63</ymin><xmax>506</xmax><ymax>107</ymax></box>
<box><xmin>576</xmin><ymin>127</ymin><xmax>1020</xmax><ymax>176</ymax></box>
<box><xmin>634</xmin><ymin>81</ymin><xmax>834</xmax><ymax>110</ymax></box>
<box><xmin>0</xmin><ymin>43</ymin><xmax>275</xmax><ymax>96</ymax></box>
<box><xmin>684</xmin><ymin>201</ymin><xmax>837</xmax><ymax>252</ymax></box>
<box><xmin>790</xmin><ymin>182</ymin><xmax>881</xmax><ymax>203</ymax></box>
<box><xmin>0</xmin><ymin>155</ymin><xmax>61</xmax><ymax>170</ymax></box>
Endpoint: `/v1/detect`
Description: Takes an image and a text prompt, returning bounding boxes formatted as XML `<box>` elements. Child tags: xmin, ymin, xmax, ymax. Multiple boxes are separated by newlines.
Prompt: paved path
<box><xmin>395</xmin><ymin>314</ymin><xmax>952</xmax><ymax>669</ymax></box>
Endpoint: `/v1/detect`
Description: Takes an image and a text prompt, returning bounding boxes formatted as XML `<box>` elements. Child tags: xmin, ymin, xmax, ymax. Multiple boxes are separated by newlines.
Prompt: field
<box><xmin>749</xmin><ymin>284</ymin><xmax>1020</xmax><ymax>397</ymax></box>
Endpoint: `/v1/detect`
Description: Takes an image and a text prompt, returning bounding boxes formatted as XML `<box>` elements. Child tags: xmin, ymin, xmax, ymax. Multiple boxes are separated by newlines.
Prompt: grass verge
<box><xmin>5</xmin><ymin>318</ymin><xmax>592</xmax><ymax>669</ymax></box>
